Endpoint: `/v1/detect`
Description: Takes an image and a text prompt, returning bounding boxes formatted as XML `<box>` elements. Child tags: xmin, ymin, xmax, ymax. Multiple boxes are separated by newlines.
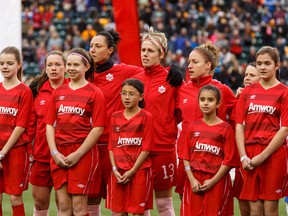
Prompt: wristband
<box><xmin>184</xmin><ymin>165</ymin><xmax>191</xmax><ymax>171</ymax></box>
<box><xmin>51</xmin><ymin>150</ymin><xmax>59</xmax><ymax>157</ymax></box>
<box><xmin>0</xmin><ymin>153</ymin><xmax>4</xmax><ymax>160</ymax></box>
<box><xmin>112</xmin><ymin>166</ymin><xmax>118</xmax><ymax>171</ymax></box>
<box><xmin>240</xmin><ymin>155</ymin><xmax>248</xmax><ymax>162</ymax></box>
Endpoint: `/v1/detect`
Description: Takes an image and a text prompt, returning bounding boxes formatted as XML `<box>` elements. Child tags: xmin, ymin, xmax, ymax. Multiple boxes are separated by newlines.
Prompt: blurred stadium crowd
<box><xmin>21</xmin><ymin>0</ymin><xmax>288</xmax><ymax>91</ymax></box>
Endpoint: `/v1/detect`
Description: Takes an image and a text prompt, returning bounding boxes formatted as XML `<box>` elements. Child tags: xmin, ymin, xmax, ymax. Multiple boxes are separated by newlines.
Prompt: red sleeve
<box><xmin>222</xmin><ymin>125</ymin><xmax>237</xmax><ymax>167</ymax></box>
<box><xmin>91</xmin><ymin>88</ymin><xmax>107</xmax><ymax>127</ymax></box>
<box><xmin>27</xmin><ymin>105</ymin><xmax>37</xmax><ymax>142</ymax></box>
<box><xmin>141</xmin><ymin>111</ymin><xmax>154</xmax><ymax>151</ymax></box>
<box><xmin>16</xmin><ymin>87</ymin><xmax>33</xmax><ymax>128</ymax></box>
<box><xmin>45</xmin><ymin>90</ymin><xmax>57</xmax><ymax>126</ymax></box>
<box><xmin>179</xmin><ymin>123</ymin><xmax>192</xmax><ymax>160</ymax></box>
<box><xmin>280</xmin><ymin>89</ymin><xmax>288</xmax><ymax>127</ymax></box>
<box><xmin>108</xmin><ymin>114</ymin><xmax>114</xmax><ymax>151</ymax></box>
<box><xmin>235</xmin><ymin>87</ymin><xmax>248</xmax><ymax>124</ymax></box>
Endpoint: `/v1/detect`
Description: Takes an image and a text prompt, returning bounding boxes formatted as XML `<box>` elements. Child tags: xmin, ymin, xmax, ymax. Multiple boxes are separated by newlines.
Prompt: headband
<box><xmin>68</xmin><ymin>52</ymin><xmax>89</xmax><ymax>64</ymax></box>
<box><xmin>143</xmin><ymin>36</ymin><xmax>165</xmax><ymax>54</ymax></box>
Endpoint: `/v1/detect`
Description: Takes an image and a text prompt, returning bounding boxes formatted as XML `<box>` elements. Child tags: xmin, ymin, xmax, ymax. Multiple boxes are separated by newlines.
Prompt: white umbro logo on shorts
<box><xmin>139</xmin><ymin>203</ymin><xmax>145</xmax><ymax>207</ymax></box>
<box><xmin>77</xmin><ymin>184</ymin><xmax>85</xmax><ymax>188</ymax></box>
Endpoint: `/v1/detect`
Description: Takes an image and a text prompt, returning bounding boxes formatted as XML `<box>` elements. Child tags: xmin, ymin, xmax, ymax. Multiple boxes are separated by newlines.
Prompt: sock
<box><xmin>33</xmin><ymin>208</ymin><xmax>48</xmax><ymax>216</ymax></box>
<box><xmin>88</xmin><ymin>204</ymin><xmax>101</xmax><ymax>216</ymax></box>
<box><xmin>144</xmin><ymin>210</ymin><xmax>150</xmax><ymax>216</ymax></box>
<box><xmin>156</xmin><ymin>197</ymin><xmax>175</xmax><ymax>216</ymax></box>
<box><xmin>0</xmin><ymin>204</ymin><xmax>2</xmax><ymax>216</ymax></box>
<box><xmin>12</xmin><ymin>203</ymin><xmax>25</xmax><ymax>216</ymax></box>
<box><xmin>286</xmin><ymin>203</ymin><xmax>288</xmax><ymax>216</ymax></box>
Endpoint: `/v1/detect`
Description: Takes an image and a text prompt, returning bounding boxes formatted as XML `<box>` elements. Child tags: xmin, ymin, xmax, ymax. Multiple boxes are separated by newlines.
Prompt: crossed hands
<box><xmin>242</xmin><ymin>155</ymin><xmax>264</xmax><ymax>171</ymax></box>
<box><xmin>190</xmin><ymin>178</ymin><xmax>216</xmax><ymax>193</ymax></box>
<box><xmin>53</xmin><ymin>151</ymin><xmax>81</xmax><ymax>168</ymax></box>
<box><xmin>113</xmin><ymin>169</ymin><xmax>135</xmax><ymax>184</ymax></box>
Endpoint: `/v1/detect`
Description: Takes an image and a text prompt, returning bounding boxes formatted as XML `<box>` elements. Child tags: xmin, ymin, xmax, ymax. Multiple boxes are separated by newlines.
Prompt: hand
<box><xmin>53</xmin><ymin>152</ymin><xmax>69</xmax><ymax>168</ymax></box>
<box><xmin>64</xmin><ymin>152</ymin><xmax>81</xmax><ymax>168</ymax></box>
<box><xmin>113</xmin><ymin>170</ymin><xmax>123</xmax><ymax>183</ymax></box>
<box><xmin>199</xmin><ymin>179</ymin><xmax>216</xmax><ymax>192</ymax></box>
<box><xmin>235</xmin><ymin>87</ymin><xmax>243</xmax><ymax>98</ymax></box>
<box><xmin>120</xmin><ymin>169</ymin><xmax>135</xmax><ymax>184</ymax></box>
<box><xmin>250</xmin><ymin>154</ymin><xmax>265</xmax><ymax>169</ymax></box>
<box><xmin>242</xmin><ymin>157</ymin><xmax>253</xmax><ymax>171</ymax></box>
<box><xmin>190</xmin><ymin>178</ymin><xmax>201</xmax><ymax>193</ymax></box>
<box><xmin>166</xmin><ymin>64</ymin><xmax>183</xmax><ymax>87</ymax></box>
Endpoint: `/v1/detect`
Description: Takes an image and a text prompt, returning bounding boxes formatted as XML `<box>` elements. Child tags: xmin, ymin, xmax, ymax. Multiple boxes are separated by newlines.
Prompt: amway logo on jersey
<box><xmin>248</xmin><ymin>102</ymin><xmax>276</xmax><ymax>114</ymax></box>
<box><xmin>0</xmin><ymin>106</ymin><xmax>18</xmax><ymax>116</ymax></box>
<box><xmin>195</xmin><ymin>141</ymin><xmax>220</xmax><ymax>155</ymax></box>
<box><xmin>58</xmin><ymin>104</ymin><xmax>85</xmax><ymax>115</ymax></box>
<box><xmin>117</xmin><ymin>137</ymin><xmax>142</xmax><ymax>147</ymax></box>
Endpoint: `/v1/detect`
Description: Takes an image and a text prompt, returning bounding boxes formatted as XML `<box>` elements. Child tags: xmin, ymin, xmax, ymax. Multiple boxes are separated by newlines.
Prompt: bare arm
<box><xmin>183</xmin><ymin>159</ymin><xmax>201</xmax><ymax>193</ymax></box>
<box><xmin>120</xmin><ymin>151</ymin><xmax>150</xmax><ymax>183</ymax></box>
<box><xmin>64</xmin><ymin>127</ymin><xmax>104</xmax><ymax>167</ymax></box>
<box><xmin>250</xmin><ymin>126</ymin><xmax>288</xmax><ymax>167</ymax></box>
<box><xmin>0</xmin><ymin>126</ymin><xmax>25</xmax><ymax>156</ymax></box>
<box><xmin>235</xmin><ymin>123</ymin><xmax>251</xmax><ymax>170</ymax></box>
<box><xmin>200</xmin><ymin>165</ymin><xmax>230</xmax><ymax>192</ymax></box>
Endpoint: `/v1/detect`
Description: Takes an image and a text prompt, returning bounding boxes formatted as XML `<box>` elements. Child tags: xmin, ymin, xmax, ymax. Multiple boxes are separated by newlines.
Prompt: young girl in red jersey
<box><xmin>180</xmin><ymin>84</ymin><xmax>237</xmax><ymax>216</ymax></box>
<box><xmin>235</xmin><ymin>46</ymin><xmax>288</xmax><ymax>215</ymax></box>
<box><xmin>107</xmin><ymin>78</ymin><xmax>154</xmax><ymax>216</ymax></box>
<box><xmin>176</xmin><ymin>42</ymin><xmax>237</xmax><ymax>200</ymax></box>
<box><xmin>46</xmin><ymin>48</ymin><xmax>106</xmax><ymax>216</ymax></box>
<box><xmin>28</xmin><ymin>51</ymin><xmax>69</xmax><ymax>216</ymax></box>
<box><xmin>88</xmin><ymin>28</ymin><xmax>182</xmax><ymax>215</ymax></box>
<box><xmin>0</xmin><ymin>46</ymin><xmax>33</xmax><ymax>216</ymax></box>
<box><xmin>233</xmin><ymin>62</ymin><xmax>260</xmax><ymax>216</ymax></box>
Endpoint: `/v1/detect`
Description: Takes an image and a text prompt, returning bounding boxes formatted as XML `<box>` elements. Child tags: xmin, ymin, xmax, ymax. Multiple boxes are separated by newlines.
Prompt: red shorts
<box><xmin>151</xmin><ymin>152</ymin><xmax>177</xmax><ymax>191</ymax></box>
<box><xmin>106</xmin><ymin>168</ymin><xmax>153</xmax><ymax>214</ymax></box>
<box><xmin>181</xmin><ymin>171</ymin><xmax>233</xmax><ymax>216</ymax></box>
<box><xmin>51</xmin><ymin>144</ymin><xmax>98</xmax><ymax>194</ymax></box>
<box><xmin>1</xmin><ymin>145</ymin><xmax>30</xmax><ymax>195</ymax></box>
<box><xmin>175</xmin><ymin>159</ymin><xmax>186</xmax><ymax>194</ymax></box>
<box><xmin>89</xmin><ymin>144</ymin><xmax>111</xmax><ymax>198</ymax></box>
<box><xmin>29</xmin><ymin>161</ymin><xmax>53</xmax><ymax>187</ymax></box>
<box><xmin>240</xmin><ymin>144</ymin><xmax>288</xmax><ymax>201</ymax></box>
<box><xmin>233</xmin><ymin>167</ymin><xmax>243</xmax><ymax>199</ymax></box>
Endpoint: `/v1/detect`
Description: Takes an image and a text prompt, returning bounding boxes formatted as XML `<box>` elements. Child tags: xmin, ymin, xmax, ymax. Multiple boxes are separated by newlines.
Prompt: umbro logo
<box><xmin>194</xmin><ymin>132</ymin><xmax>200</xmax><ymax>137</ymax></box>
<box><xmin>77</xmin><ymin>184</ymin><xmax>85</xmax><ymax>188</ymax></box>
<box><xmin>250</xmin><ymin>95</ymin><xmax>256</xmax><ymax>100</ymax></box>
<box><xmin>40</xmin><ymin>100</ymin><xmax>46</xmax><ymax>105</ymax></box>
<box><xmin>59</xmin><ymin>96</ymin><xmax>65</xmax><ymax>100</ymax></box>
<box><xmin>183</xmin><ymin>99</ymin><xmax>188</xmax><ymax>104</ymax></box>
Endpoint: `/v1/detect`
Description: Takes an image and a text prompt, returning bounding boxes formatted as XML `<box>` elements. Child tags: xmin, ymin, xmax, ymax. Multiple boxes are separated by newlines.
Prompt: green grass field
<box><xmin>2</xmin><ymin>186</ymin><xmax>286</xmax><ymax>215</ymax></box>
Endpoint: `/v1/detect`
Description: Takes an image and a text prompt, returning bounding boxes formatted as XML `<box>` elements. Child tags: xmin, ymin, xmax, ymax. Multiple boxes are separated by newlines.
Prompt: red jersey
<box><xmin>0</xmin><ymin>83</ymin><xmax>33</xmax><ymax>149</ymax></box>
<box><xmin>180</xmin><ymin>120</ymin><xmax>237</xmax><ymax>174</ymax></box>
<box><xmin>134</xmin><ymin>64</ymin><xmax>180</xmax><ymax>153</ymax></box>
<box><xmin>108</xmin><ymin>109</ymin><xmax>154</xmax><ymax>170</ymax></box>
<box><xmin>177</xmin><ymin>75</ymin><xmax>237</xmax><ymax>153</ymax></box>
<box><xmin>46</xmin><ymin>83</ymin><xmax>106</xmax><ymax>146</ymax></box>
<box><xmin>29</xmin><ymin>79</ymin><xmax>69</xmax><ymax>162</ymax></box>
<box><xmin>236</xmin><ymin>82</ymin><xmax>288</xmax><ymax>145</ymax></box>
<box><xmin>93</xmin><ymin>64</ymin><xmax>143</xmax><ymax>144</ymax></box>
